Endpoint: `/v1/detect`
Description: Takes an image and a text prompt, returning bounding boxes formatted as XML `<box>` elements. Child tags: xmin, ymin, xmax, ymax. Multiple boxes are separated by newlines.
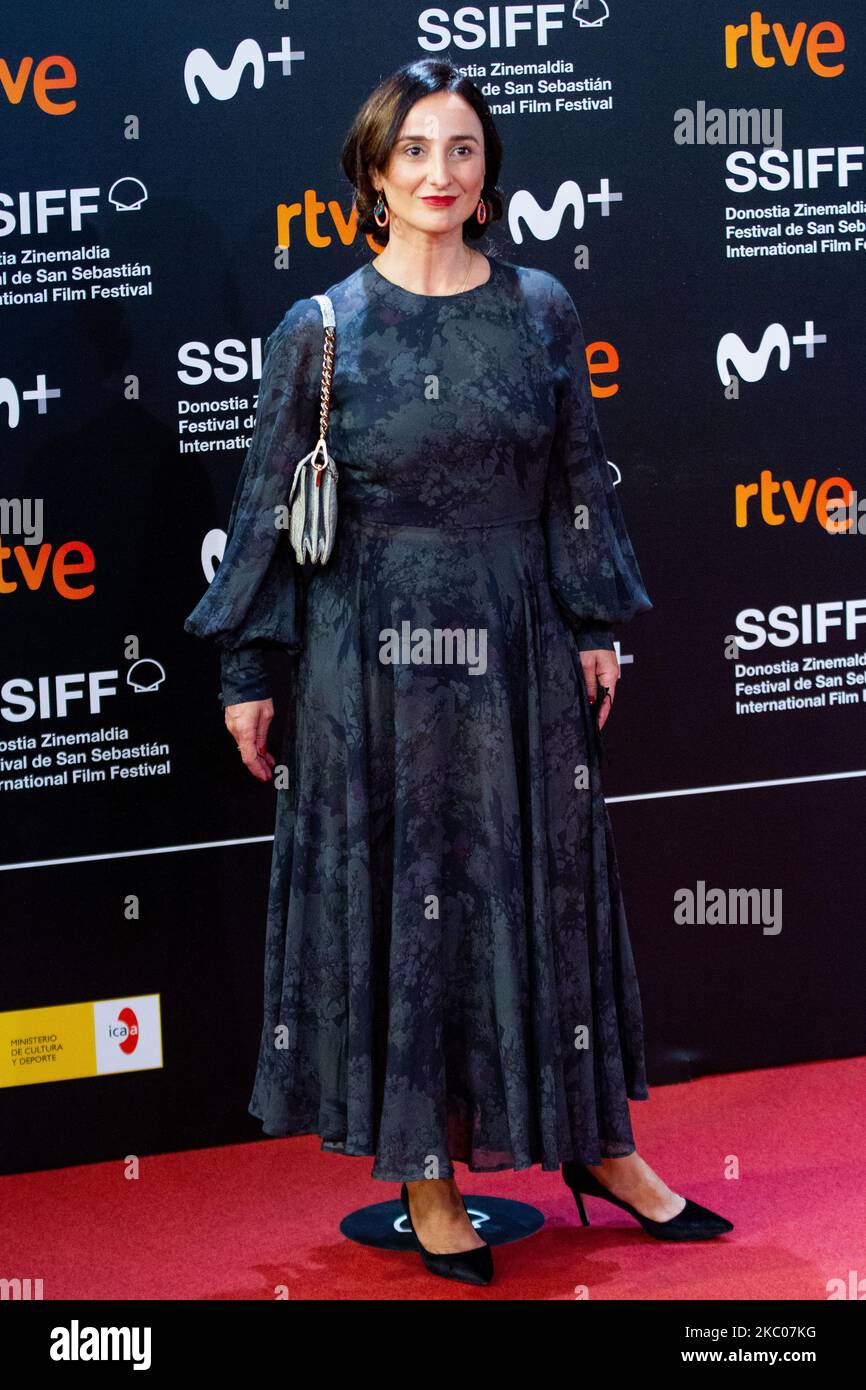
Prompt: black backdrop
<box><xmin>2</xmin><ymin>2</ymin><xmax>864</xmax><ymax>1173</ymax></box>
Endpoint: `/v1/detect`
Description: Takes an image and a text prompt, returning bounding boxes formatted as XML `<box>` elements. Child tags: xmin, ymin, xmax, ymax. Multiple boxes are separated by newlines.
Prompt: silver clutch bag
<box><xmin>288</xmin><ymin>293</ymin><xmax>338</xmax><ymax>564</ymax></box>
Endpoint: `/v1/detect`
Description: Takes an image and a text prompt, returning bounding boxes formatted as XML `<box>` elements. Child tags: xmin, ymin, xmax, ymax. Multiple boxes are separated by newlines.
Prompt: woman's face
<box><xmin>371</xmin><ymin>90</ymin><xmax>486</xmax><ymax>236</ymax></box>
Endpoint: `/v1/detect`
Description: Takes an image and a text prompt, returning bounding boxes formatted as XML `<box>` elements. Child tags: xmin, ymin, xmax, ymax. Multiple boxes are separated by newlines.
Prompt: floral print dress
<box><xmin>185</xmin><ymin>253</ymin><xmax>654</xmax><ymax>1182</ymax></box>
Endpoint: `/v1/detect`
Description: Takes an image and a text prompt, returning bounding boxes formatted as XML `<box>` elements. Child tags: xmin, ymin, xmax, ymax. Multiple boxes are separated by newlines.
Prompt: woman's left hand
<box><xmin>579</xmin><ymin>648</ymin><xmax>619</xmax><ymax>732</ymax></box>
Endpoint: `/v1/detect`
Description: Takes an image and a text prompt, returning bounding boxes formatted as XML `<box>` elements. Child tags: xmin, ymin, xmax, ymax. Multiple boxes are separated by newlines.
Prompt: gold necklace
<box><xmin>375</xmin><ymin>246</ymin><xmax>475</xmax><ymax>295</ymax></box>
<box><xmin>454</xmin><ymin>246</ymin><xmax>474</xmax><ymax>293</ymax></box>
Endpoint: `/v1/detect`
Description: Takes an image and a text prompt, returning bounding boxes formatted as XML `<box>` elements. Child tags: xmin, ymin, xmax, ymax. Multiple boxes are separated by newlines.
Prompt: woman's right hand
<box><xmin>224</xmin><ymin>698</ymin><xmax>276</xmax><ymax>782</ymax></box>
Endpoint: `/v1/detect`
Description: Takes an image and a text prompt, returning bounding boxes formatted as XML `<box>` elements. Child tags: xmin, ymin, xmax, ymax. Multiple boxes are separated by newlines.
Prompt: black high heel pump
<box><xmin>562</xmin><ymin>1161</ymin><xmax>734</xmax><ymax>1241</ymax></box>
<box><xmin>400</xmin><ymin>1182</ymin><xmax>494</xmax><ymax>1285</ymax></box>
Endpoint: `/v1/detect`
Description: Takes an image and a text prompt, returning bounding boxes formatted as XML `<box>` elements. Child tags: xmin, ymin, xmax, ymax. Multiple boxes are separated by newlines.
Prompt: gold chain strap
<box><xmin>318</xmin><ymin>325</ymin><xmax>336</xmax><ymax>440</ymax></box>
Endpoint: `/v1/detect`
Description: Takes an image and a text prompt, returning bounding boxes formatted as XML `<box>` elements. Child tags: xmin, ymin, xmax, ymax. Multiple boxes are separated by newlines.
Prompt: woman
<box><xmin>185</xmin><ymin>58</ymin><xmax>732</xmax><ymax>1287</ymax></box>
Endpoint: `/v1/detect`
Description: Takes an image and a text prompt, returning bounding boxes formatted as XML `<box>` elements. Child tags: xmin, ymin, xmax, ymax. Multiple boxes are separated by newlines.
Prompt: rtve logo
<box><xmin>0</xmin><ymin>53</ymin><xmax>76</xmax><ymax>114</ymax></box>
<box><xmin>735</xmin><ymin>473</ymin><xmax>853</xmax><ymax>530</ymax></box>
<box><xmin>724</xmin><ymin>13</ymin><xmax>845</xmax><ymax>76</ymax></box>
<box><xmin>717</xmin><ymin>319</ymin><xmax>826</xmax><ymax>386</ymax></box>
<box><xmin>0</xmin><ymin>537</ymin><xmax>95</xmax><ymax>600</ymax></box>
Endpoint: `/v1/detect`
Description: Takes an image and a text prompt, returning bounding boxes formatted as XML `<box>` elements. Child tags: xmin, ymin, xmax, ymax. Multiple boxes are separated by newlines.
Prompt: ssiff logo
<box><xmin>418</xmin><ymin>2</ymin><xmax>611</xmax><ymax>50</ymax></box>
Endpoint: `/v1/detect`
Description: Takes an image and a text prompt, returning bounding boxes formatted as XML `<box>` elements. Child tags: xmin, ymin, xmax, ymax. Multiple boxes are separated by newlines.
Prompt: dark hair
<box><xmin>341</xmin><ymin>58</ymin><xmax>504</xmax><ymax>246</ymax></box>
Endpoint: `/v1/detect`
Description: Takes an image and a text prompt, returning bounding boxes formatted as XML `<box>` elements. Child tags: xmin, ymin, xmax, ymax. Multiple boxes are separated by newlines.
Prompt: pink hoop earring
<box><xmin>476</xmin><ymin>197</ymin><xmax>487</xmax><ymax>225</ymax></box>
<box><xmin>373</xmin><ymin>193</ymin><xmax>390</xmax><ymax>228</ymax></box>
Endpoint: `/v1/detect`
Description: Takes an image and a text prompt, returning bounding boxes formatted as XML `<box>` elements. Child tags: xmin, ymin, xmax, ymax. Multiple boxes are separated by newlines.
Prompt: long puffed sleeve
<box><xmin>184</xmin><ymin>296</ymin><xmax>323</xmax><ymax>704</ymax></box>
<box><xmin>541</xmin><ymin>277</ymin><xmax>653</xmax><ymax>652</ymax></box>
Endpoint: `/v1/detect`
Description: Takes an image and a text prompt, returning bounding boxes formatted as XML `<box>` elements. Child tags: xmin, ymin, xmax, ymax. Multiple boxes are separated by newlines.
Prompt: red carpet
<box><xmin>3</xmin><ymin>1057</ymin><xmax>863</xmax><ymax>1300</ymax></box>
